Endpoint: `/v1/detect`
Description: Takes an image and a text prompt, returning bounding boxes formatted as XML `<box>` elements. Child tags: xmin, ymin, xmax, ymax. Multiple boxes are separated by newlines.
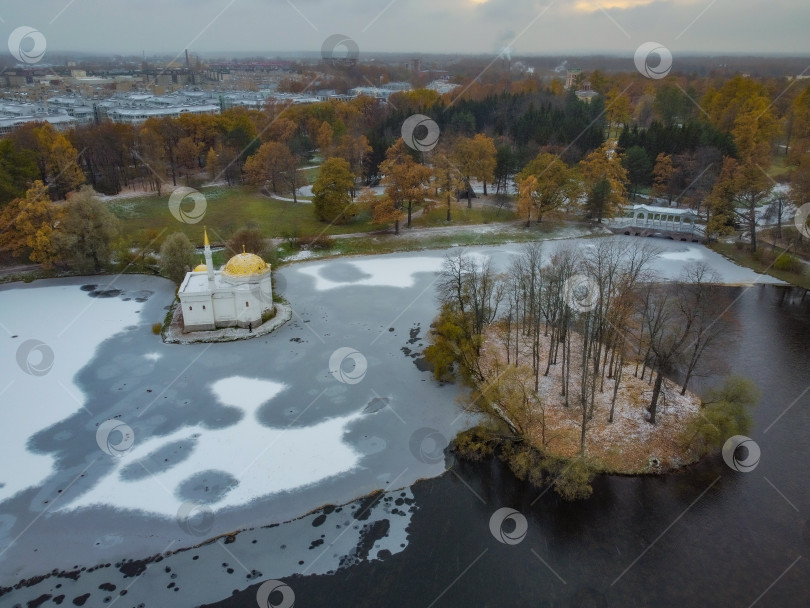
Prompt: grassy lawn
<box><xmin>301</xmin><ymin>166</ymin><xmax>320</xmax><ymax>184</ymax></box>
<box><xmin>709</xmin><ymin>241</ymin><xmax>810</xmax><ymax>290</ymax></box>
<box><xmin>281</xmin><ymin>220</ymin><xmax>589</xmax><ymax>259</ymax></box>
<box><xmin>759</xmin><ymin>226</ymin><xmax>810</xmax><ymax>258</ymax></box>
<box><xmin>107</xmin><ymin>186</ymin><xmax>378</xmax><ymax>245</ymax></box>
<box><xmin>767</xmin><ymin>155</ymin><xmax>791</xmax><ymax>179</ymax></box>
<box><xmin>411</xmin><ymin>203</ymin><xmax>516</xmax><ymax>227</ymax></box>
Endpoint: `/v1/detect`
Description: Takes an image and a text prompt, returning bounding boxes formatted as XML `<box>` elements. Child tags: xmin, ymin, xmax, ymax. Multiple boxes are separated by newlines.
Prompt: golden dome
<box><xmin>222</xmin><ymin>252</ymin><xmax>269</xmax><ymax>277</ymax></box>
<box><xmin>193</xmin><ymin>264</ymin><xmax>208</xmax><ymax>272</ymax></box>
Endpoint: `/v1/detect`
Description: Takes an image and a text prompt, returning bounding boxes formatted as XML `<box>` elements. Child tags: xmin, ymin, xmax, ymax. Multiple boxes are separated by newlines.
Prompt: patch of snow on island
<box><xmin>61</xmin><ymin>376</ymin><xmax>363</xmax><ymax>517</ymax></box>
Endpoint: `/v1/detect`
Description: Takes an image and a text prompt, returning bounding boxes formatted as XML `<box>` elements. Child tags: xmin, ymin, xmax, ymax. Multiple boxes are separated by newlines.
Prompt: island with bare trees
<box><xmin>425</xmin><ymin>240</ymin><xmax>759</xmax><ymax>499</ymax></box>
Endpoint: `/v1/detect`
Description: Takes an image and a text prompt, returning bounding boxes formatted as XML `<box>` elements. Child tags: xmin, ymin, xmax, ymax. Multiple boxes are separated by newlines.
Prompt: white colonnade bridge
<box><xmin>609</xmin><ymin>204</ymin><xmax>704</xmax><ymax>240</ymax></box>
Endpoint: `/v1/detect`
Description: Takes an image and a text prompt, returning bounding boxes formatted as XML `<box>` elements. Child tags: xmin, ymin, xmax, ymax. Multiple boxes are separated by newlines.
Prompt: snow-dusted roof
<box><xmin>629</xmin><ymin>204</ymin><xmax>697</xmax><ymax>217</ymax></box>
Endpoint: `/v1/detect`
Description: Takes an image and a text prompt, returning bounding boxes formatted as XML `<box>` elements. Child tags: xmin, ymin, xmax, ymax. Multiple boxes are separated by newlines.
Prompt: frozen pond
<box><xmin>0</xmin><ymin>235</ymin><xmax>785</xmax><ymax>599</ymax></box>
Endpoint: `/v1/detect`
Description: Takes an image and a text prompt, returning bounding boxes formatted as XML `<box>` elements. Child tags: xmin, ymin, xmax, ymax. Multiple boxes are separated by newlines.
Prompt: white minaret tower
<box><xmin>203</xmin><ymin>226</ymin><xmax>215</xmax><ymax>284</ymax></box>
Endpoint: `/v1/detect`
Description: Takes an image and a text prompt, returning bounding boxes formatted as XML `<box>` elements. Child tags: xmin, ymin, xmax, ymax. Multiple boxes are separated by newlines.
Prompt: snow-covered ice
<box><xmin>297</xmin><ymin>252</ymin><xmax>491</xmax><ymax>291</ymax></box>
<box><xmin>63</xmin><ymin>376</ymin><xmax>362</xmax><ymax>517</ymax></box>
<box><xmin>0</xmin><ymin>283</ymin><xmax>143</xmax><ymax>503</ymax></box>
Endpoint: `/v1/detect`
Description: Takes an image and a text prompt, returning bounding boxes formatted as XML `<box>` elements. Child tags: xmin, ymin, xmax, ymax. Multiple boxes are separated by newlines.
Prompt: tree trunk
<box><xmin>564</xmin><ymin>326</ymin><xmax>571</xmax><ymax>406</ymax></box>
<box><xmin>609</xmin><ymin>353</ymin><xmax>623</xmax><ymax>422</ymax></box>
<box><xmin>648</xmin><ymin>370</ymin><xmax>663</xmax><ymax>424</ymax></box>
<box><xmin>776</xmin><ymin>203</ymin><xmax>782</xmax><ymax>241</ymax></box>
<box><xmin>580</xmin><ymin>417</ymin><xmax>587</xmax><ymax>455</ymax></box>
<box><xmin>544</xmin><ymin>328</ymin><xmax>555</xmax><ymax>377</ymax></box>
<box><xmin>407</xmin><ymin>201</ymin><xmax>412</xmax><ymax>228</ymax></box>
<box><xmin>749</xmin><ymin>204</ymin><xmax>757</xmax><ymax>252</ymax></box>
<box><xmin>681</xmin><ymin>368</ymin><xmax>694</xmax><ymax>396</ymax></box>
<box><xmin>483</xmin><ymin>181</ymin><xmax>488</xmax><ymax>196</ymax></box>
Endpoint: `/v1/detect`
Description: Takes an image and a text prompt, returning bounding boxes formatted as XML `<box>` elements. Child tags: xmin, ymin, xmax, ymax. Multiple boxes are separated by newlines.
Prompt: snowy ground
<box><xmin>480</xmin><ymin>328</ymin><xmax>703</xmax><ymax>473</ymax></box>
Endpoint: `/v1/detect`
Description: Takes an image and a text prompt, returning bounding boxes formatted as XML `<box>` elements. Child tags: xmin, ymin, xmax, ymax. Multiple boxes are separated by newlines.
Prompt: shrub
<box><xmin>261</xmin><ymin>307</ymin><xmax>276</xmax><ymax>324</ymax></box>
<box><xmin>281</xmin><ymin>230</ymin><xmax>301</xmax><ymax>251</ymax></box>
<box><xmin>451</xmin><ymin>426</ymin><xmax>497</xmax><ymax>462</ymax></box>
<box><xmin>682</xmin><ymin>375</ymin><xmax>759</xmax><ymax>455</ymax></box>
<box><xmin>504</xmin><ymin>442</ymin><xmax>545</xmax><ymax>488</ymax></box>
<box><xmin>751</xmin><ymin>248</ymin><xmax>774</xmax><ymax>265</ymax></box>
<box><xmin>151</xmin><ymin>323</ymin><xmax>162</xmax><ymax>335</ymax></box>
<box><xmin>774</xmin><ymin>252</ymin><xmax>802</xmax><ymax>273</ymax></box>
<box><xmin>551</xmin><ymin>457</ymin><xmax>595</xmax><ymax>501</ymax></box>
<box><xmin>159</xmin><ymin>232</ymin><xmax>196</xmax><ymax>284</ymax></box>
<box><xmin>302</xmin><ymin>234</ymin><xmax>334</xmax><ymax>250</ymax></box>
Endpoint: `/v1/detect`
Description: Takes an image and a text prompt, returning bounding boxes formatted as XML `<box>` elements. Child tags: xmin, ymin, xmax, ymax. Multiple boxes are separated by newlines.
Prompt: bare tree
<box><xmin>676</xmin><ymin>262</ymin><xmax>728</xmax><ymax>395</ymax></box>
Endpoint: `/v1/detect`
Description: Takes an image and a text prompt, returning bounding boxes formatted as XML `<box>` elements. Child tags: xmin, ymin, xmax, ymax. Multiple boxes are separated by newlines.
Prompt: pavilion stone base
<box><xmin>235</xmin><ymin>316</ymin><xmax>261</xmax><ymax>329</ymax></box>
<box><xmin>183</xmin><ymin>321</ymin><xmax>216</xmax><ymax>332</ymax></box>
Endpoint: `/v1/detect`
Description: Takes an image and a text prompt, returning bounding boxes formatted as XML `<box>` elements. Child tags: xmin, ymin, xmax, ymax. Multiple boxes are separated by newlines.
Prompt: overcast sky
<box><xmin>3</xmin><ymin>0</ymin><xmax>808</xmax><ymax>59</ymax></box>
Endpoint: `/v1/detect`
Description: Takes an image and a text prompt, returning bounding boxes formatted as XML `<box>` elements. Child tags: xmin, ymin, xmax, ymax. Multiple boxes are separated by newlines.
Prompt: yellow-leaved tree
<box><xmin>517</xmin><ymin>152</ymin><xmax>579</xmax><ymax>225</ymax></box>
<box><xmin>453</xmin><ymin>133</ymin><xmax>497</xmax><ymax>205</ymax></box>
<box><xmin>0</xmin><ymin>180</ymin><xmax>63</xmax><ymax>267</ymax></box>
<box><xmin>578</xmin><ymin>142</ymin><xmax>628</xmax><ymax>222</ymax></box>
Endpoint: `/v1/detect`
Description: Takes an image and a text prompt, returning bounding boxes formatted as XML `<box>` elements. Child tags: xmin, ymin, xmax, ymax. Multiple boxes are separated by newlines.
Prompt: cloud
<box><xmin>0</xmin><ymin>0</ymin><xmax>807</xmax><ymax>55</ymax></box>
<box><xmin>574</xmin><ymin>0</ymin><xmax>657</xmax><ymax>11</ymax></box>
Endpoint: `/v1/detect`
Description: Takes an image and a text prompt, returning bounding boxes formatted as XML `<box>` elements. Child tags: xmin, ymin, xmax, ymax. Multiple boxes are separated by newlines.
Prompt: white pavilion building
<box><xmin>620</xmin><ymin>204</ymin><xmax>700</xmax><ymax>233</ymax></box>
<box><xmin>178</xmin><ymin>228</ymin><xmax>273</xmax><ymax>332</ymax></box>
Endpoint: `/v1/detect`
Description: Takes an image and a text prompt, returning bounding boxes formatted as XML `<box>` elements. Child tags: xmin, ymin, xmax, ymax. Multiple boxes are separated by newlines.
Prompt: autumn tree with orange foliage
<box><xmin>373</xmin><ymin>140</ymin><xmax>431</xmax><ymax>233</ymax></box>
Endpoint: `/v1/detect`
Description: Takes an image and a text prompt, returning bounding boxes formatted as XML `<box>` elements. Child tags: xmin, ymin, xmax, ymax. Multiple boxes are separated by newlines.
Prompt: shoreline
<box><xmin>162</xmin><ymin>301</ymin><xmax>293</xmax><ymax>344</ymax></box>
